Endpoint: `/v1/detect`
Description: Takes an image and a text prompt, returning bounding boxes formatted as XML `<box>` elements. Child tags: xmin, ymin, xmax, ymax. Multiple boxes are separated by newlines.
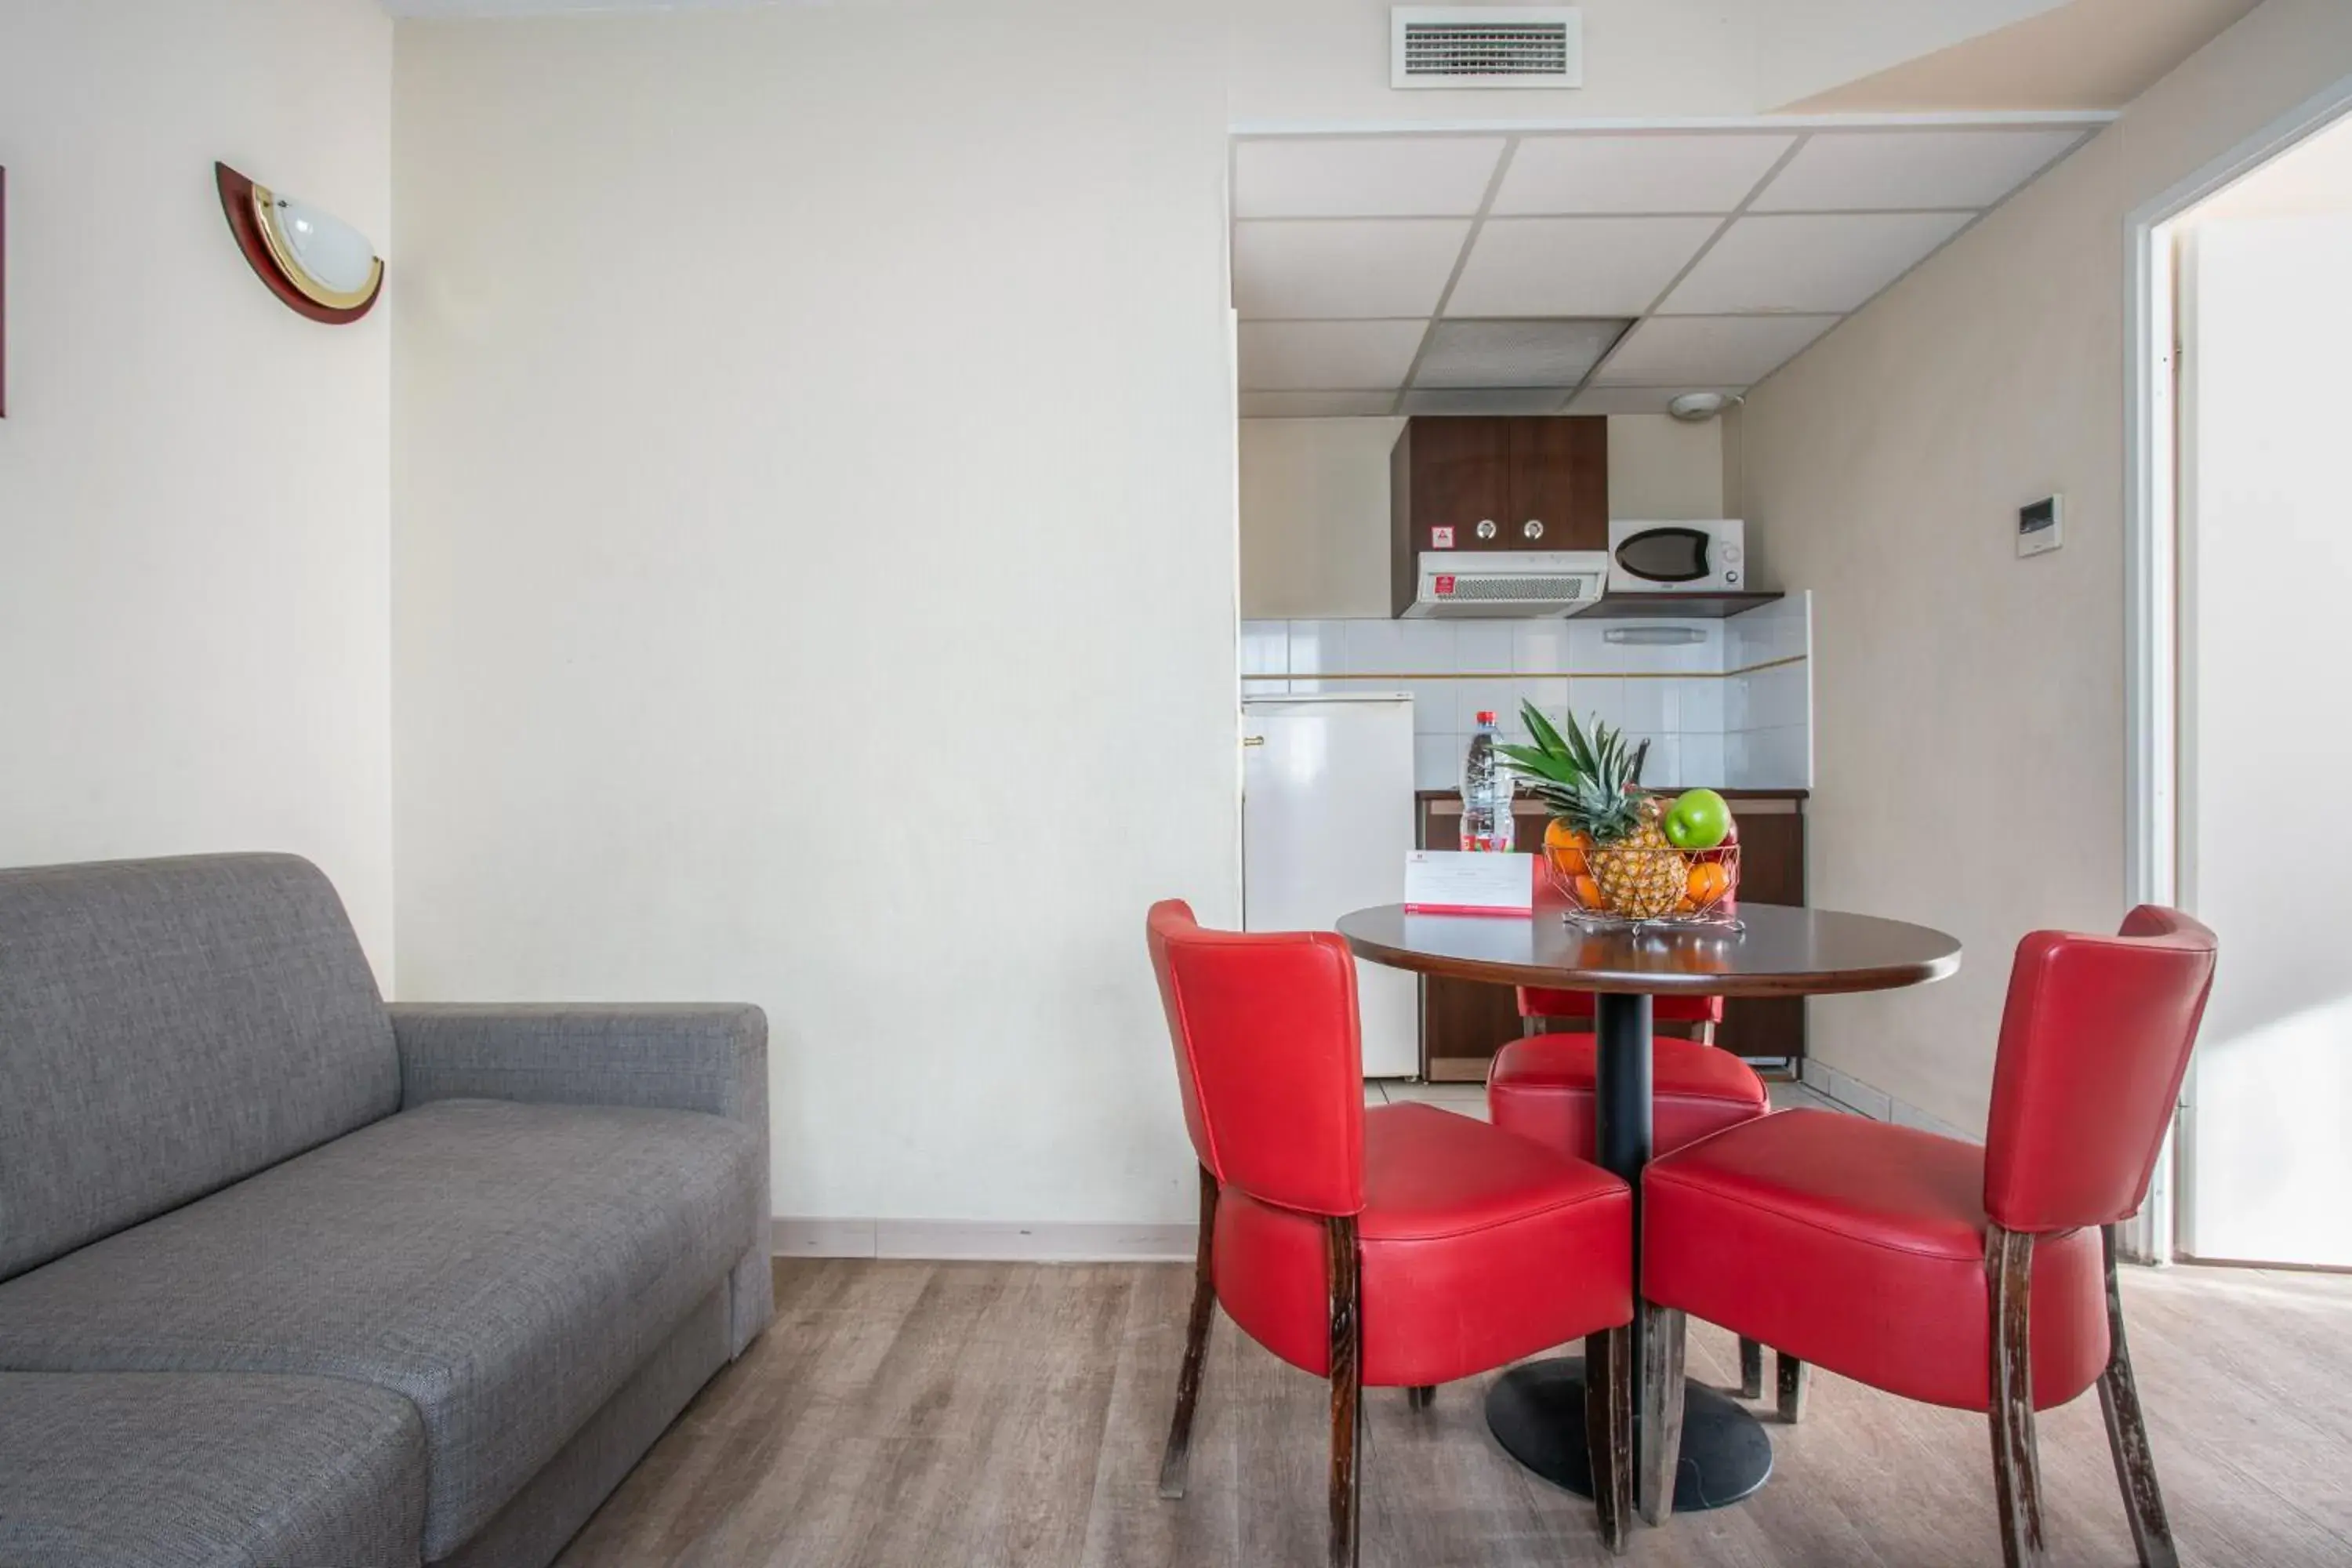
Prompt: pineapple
<box><xmin>1589</xmin><ymin>795</ymin><xmax>1686</xmax><ymax>920</ymax></box>
<box><xmin>1497</xmin><ymin>702</ymin><xmax>1686</xmax><ymax>920</ymax></box>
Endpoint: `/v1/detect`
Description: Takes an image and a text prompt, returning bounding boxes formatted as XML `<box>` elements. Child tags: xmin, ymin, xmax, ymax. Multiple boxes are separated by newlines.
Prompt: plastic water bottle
<box><xmin>1460</xmin><ymin>711</ymin><xmax>1512</xmax><ymax>851</ymax></box>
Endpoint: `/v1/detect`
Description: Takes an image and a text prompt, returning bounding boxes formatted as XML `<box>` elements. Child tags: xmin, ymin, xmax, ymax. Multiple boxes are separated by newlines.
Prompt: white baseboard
<box><xmin>772</xmin><ymin>1217</ymin><xmax>1196</xmax><ymax>1263</ymax></box>
<box><xmin>776</xmin><ymin>1067</ymin><xmax>1980</xmax><ymax>1266</ymax></box>
<box><xmin>1800</xmin><ymin>1058</ymin><xmax>1977</xmax><ymax>1142</ymax></box>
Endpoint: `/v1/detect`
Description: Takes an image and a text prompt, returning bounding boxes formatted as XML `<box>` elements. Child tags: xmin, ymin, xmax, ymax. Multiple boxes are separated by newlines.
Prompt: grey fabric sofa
<box><xmin>0</xmin><ymin>855</ymin><xmax>774</xmax><ymax>1568</ymax></box>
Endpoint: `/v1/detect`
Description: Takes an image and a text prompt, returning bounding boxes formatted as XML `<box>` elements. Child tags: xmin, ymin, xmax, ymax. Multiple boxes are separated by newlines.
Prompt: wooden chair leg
<box><xmin>1776</xmin><ymin>1352</ymin><xmax>1809</xmax><ymax>1422</ymax></box>
<box><xmin>1737</xmin><ymin>1337</ymin><xmax>1765</xmax><ymax>1399</ymax></box>
<box><xmin>1638</xmin><ymin>1304</ymin><xmax>1687</xmax><ymax>1527</ymax></box>
<box><xmin>1406</xmin><ymin>1385</ymin><xmax>1436</xmax><ymax>1410</ymax></box>
<box><xmin>2096</xmin><ymin>1224</ymin><xmax>2180</xmax><ymax>1568</ymax></box>
<box><xmin>1158</xmin><ymin>1166</ymin><xmax>1218</xmax><ymax>1500</ymax></box>
<box><xmin>1987</xmin><ymin>1225</ymin><xmax>2049</xmax><ymax>1568</ymax></box>
<box><xmin>1585</xmin><ymin>1327</ymin><xmax>1633</xmax><ymax>1554</ymax></box>
<box><xmin>1327</xmin><ymin>1217</ymin><xmax>1363</xmax><ymax>1568</ymax></box>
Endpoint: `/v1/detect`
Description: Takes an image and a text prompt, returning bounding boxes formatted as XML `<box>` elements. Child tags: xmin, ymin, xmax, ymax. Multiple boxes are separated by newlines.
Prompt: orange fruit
<box><xmin>1544</xmin><ymin>818</ymin><xmax>1591</xmax><ymax>876</ymax></box>
<box><xmin>1571</xmin><ymin>873</ymin><xmax>1603</xmax><ymax>909</ymax></box>
<box><xmin>1686</xmin><ymin>862</ymin><xmax>1731</xmax><ymax>907</ymax></box>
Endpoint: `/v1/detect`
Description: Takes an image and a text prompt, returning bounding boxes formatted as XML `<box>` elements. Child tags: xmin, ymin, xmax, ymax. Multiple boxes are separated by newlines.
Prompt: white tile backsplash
<box><xmin>1511</xmin><ymin>621</ymin><xmax>1571</xmax><ymax>673</ymax></box>
<box><xmin>1453</xmin><ymin>622</ymin><xmax>1514</xmax><ymax>673</ymax></box>
<box><xmin>1414</xmin><ymin>734</ymin><xmax>1464</xmax><ymax>791</ymax></box>
<box><xmin>1571</xmin><ymin>676</ymin><xmax>1626</xmax><ymax>732</ymax></box>
<box><xmin>1566</xmin><ymin>619</ymin><xmax>1632</xmax><ymax>674</ymax></box>
<box><xmin>1454</xmin><ymin>678</ymin><xmax>1517</xmax><ymax>736</ymax></box>
<box><xmin>1286</xmin><ymin>620</ymin><xmax>1342</xmax><ymax>673</ymax></box>
<box><xmin>1396</xmin><ymin>619</ymin><xmax>1457</xmax><ymax>670</ymax></box>
<box><xmin>1680</xmin><ymin>732</ymin><xmax>1726</xmax><ymax>786</ymax></box>
<box><xmin>1235</xmin><ymin>604</ymin><xmax>1809</xmax><ymax>794</ymax></box>
<box><xmin>1621</xmin><ymin>677</ymin><xmax>1675</xmax><ymax>734</ymax></box>
<box><xmin>1340</xmin><ymin>618</ymin><xmax>1406</xmax><ymax>673</ymax></box>
<box><xmin>1405</xmin><ymin>680</ymin><xmax>1454</xmax><ymax>736</ymax></box>
<box><xmin>1515</xmin><ymin>677</ymin><xmax>1568</xmax><ymax>726</ymax></box>
<box><xmin>1240</xmin><ymin>621</ymin><xmax>1287</xmax><ymax>677</ymax></box>
<box><xmin>1677</xmin><ymin>676</ymin><xmax>1725</xmax><ymax>732</ymax></box>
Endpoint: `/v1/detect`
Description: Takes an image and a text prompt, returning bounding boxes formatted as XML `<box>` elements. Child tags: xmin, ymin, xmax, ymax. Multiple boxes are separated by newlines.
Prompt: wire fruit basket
<box><xmin>1543</xmin><ymin>813</ymin><xmax>1741</xmax><ymax>931</ymax></box>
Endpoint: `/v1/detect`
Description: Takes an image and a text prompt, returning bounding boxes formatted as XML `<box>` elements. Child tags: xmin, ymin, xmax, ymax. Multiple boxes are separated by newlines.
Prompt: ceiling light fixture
<box><xmin>214</xmin><ymin>162</ymin><xmax>383</xmax><ymax>324</ymax></box>
<box><xmin>1667</xmin><ymin>390</ymin><xmax>1738</xmax><ymax>423</ymax></box>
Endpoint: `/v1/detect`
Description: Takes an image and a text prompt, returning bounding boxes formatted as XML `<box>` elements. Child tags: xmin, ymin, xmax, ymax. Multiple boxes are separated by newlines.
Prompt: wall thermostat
<box><xmin>2018</xmin><ymin>495</ymin><xmax>2063</xmax><ymax>558</ymax></box>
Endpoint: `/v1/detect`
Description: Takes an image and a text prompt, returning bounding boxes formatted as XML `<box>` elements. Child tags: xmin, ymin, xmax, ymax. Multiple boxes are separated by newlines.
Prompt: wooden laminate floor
<box><xmin>557</xmin><ymin>1257</ymin><xmax>2352</xmax><ymax>1566</ymax></box>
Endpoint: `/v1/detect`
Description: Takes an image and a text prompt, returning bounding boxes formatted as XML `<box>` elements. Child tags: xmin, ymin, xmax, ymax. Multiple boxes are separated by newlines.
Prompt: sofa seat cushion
<box><xmin>0</xmin><ymin>1370</ymin><xmax>426</xmax><ymax>1568</ymax></box>
<box><xmin>0</xmin><ymin>1098</ymin><xmax>760</xmax><ymax>1559</ymax></box>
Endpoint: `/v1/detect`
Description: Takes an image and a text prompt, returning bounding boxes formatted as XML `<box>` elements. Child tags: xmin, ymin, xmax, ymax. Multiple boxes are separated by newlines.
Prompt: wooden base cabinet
<box><xmin>1410</xmin><ymin>791</ymin><xmax>1808</xmax><ymax>1083</ymax></box>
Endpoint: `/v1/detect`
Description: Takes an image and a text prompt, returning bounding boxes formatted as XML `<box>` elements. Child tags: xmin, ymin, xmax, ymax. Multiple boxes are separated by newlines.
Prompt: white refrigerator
<box><xmin>1241</xmin><ymin>693</ymin><xmax>1421</xmax><ymax>1078</ymax></box>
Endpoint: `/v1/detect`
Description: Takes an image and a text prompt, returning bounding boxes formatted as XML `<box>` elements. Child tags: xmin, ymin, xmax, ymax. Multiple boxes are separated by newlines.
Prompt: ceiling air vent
<box><xmin>1392</xmin><ymin>6</ymin><xmax>1583</xmax><ymax>90</ymax></box>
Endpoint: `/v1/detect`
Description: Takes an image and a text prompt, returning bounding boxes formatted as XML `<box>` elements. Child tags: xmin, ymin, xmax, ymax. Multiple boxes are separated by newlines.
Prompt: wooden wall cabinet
<box><xmin>1389</xmin><ymin>416</ymin><xmax>1608</xmax><ymax>617</ymax></box>
<box><xmin>1410</xmin><ymin>791</ymin><xmax>1809</xmax><ymax>1082</ymax></box>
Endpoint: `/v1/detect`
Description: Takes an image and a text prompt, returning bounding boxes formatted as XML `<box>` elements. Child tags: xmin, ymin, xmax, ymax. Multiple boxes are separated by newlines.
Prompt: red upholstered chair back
<box><xmin>1984</xmin><ymin>906</ymin><xmax>2218</xmax><ymax>1234</ymax></box>
<box><xmin>1517</xmin><ymin>987</ymin><xmax>1724</xmax><ymax>1027</ymax></box>
<box><xmin>1147</xmin><ymin>900</ymin><xmax>1366</xmax><ymax>1218</ymax></box>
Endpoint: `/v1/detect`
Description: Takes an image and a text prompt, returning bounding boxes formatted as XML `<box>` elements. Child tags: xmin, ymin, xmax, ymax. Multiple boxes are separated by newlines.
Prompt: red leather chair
<box><xmin>1638</xmin><ymin>909</ymin><xmax>2216</xmax><ymax>1564</ymax></box>
<box><xmin>1490</xmin><ymin>988</ymin><xmax>1794</xmax><ymax>1410</ymax></box>
<box><xmin>1147</xmin><ymin>900</ymin><xmax>1638</xmax><ymax>1564</ymax></box>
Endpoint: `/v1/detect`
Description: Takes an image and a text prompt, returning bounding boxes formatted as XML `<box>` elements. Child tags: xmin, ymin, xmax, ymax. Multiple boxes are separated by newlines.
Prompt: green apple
<box><xmin>1663</xmin><ymin>789</ymin><xmax>1732</xmax><ymax>851</ymax></box>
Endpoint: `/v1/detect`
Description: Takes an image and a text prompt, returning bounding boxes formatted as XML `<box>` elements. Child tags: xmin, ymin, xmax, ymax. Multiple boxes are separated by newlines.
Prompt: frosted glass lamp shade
<box><xmin>271</xmin><ymin>198</ymin><xmax>377</xmax><ymax>298</ymax></box>
<box><xmin>214</xmin><ymin>162</ymin><xmax>383</xmax><ymax>323</ymax></box>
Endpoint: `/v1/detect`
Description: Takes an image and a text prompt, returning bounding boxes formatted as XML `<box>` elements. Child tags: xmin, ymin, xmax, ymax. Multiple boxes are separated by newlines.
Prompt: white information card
<box><xmin>1403</xmin><ymin>851</ymin><xmax>1535</xmax><ymax>916</ymax></box>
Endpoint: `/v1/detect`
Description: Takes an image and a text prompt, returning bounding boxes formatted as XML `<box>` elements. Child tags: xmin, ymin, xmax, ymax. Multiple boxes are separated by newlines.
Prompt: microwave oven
<box><xmin>1608</xmin><ymin>518</ymin><xmax>1746</xmax><ymax>593</ymax></box>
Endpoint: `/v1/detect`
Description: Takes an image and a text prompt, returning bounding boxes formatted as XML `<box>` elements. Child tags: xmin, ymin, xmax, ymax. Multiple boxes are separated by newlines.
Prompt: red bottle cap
<box><xmin>1476</xmin><ymin>711</ymin><xmax>1497</xmax><ymax>724</ymax></box>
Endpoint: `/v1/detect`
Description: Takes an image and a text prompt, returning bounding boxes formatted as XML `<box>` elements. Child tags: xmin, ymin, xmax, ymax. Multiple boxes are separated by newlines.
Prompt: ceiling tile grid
<box><xmin>1444</xmin><ymin>216</ymin><xmax>1722</xmax><ymax>318</ymax></box>
<box><xmin>1492</xmin><ymin>132</ymin><xmax>1797</xmax><ymax>215</ymax></box>
<box><xmin>1229</xmin><ymin>119</ymin><xmax>2101</xmax><ymax>415</ymax></box>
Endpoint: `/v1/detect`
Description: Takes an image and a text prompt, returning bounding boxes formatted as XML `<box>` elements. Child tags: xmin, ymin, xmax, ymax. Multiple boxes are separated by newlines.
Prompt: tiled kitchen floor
<box><xmin>1367</xmin><ymin>1076</ymin><xmax>1846</xmax><ymax>1119</ymax></box>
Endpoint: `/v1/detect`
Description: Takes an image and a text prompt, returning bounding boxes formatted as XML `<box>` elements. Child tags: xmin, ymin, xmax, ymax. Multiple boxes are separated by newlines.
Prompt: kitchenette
<box><xmin>1239</xmin><ymin>412</ymin><xmax>1813</xmax><ymax>1083</ymax></box>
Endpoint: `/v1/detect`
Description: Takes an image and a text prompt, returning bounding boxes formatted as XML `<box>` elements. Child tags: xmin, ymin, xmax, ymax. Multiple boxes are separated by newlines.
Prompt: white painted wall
<box><xmin>2178</xmin><ymin>203</ymin><xmax>2352</xmax><ymax>1267</ymax></box>
<box><xmin>1727</xmin><ymin>0</ymin><xmax>2352</xmax><ymax>1134</ymax></box>
<box><xmin>0</xmin><ymin>0</ymin><xmax>395</xmax><ymax>975</ymax></box>
<box><xmin>392</xmin><ymin>7</ymin><xmax>1240</xmax><ymax>1225</ymax></box>
<box><xmin>1240</xmin><ymin>415</ymin><xmax>1722</xmax><ymax>619</ymax></box>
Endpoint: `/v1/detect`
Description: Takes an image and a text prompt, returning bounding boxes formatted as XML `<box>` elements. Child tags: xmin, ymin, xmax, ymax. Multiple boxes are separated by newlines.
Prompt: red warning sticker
<box><xmin>1435</xmin><ymin>575</ymin><xmax>1456</xmax><ymax>596</ymax></box>
<box><xmin>1432</xmin><ymin>526</ymin><xmax>1455</xmax><ymax>549</ymax></box>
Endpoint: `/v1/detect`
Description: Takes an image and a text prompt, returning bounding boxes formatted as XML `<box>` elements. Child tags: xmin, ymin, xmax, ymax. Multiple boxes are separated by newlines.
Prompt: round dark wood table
<box><xmin>1335</xmin><ymin>901</ymin><xmax>1961</xmax><ymax>1514</ymax></box>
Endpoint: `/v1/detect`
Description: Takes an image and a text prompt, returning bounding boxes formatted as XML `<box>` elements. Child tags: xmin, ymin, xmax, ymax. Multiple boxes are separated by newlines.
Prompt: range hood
<box><xmin>1400</xmin><ymin>550</ymin><xmax>1610</xmax><ymax>619</ymax></box>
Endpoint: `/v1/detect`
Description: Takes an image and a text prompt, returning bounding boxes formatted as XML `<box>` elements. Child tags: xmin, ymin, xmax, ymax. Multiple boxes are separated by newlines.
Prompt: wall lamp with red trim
<box><xmin>214</xmin><ymin>162</ymin><xmax>383</xmax><ymax>324</ymax></box>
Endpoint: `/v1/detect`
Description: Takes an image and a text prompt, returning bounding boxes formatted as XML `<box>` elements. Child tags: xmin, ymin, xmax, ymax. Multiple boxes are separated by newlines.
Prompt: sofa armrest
<box><xmin>393</xmin><ymin>1003</ymin><xmax>776</xmax><ymax>1357</ymax></box>
<box><xmin>390</xmin><ymin>1004</ymin><xmax>767</xmax><ymax>1128</ymax></box>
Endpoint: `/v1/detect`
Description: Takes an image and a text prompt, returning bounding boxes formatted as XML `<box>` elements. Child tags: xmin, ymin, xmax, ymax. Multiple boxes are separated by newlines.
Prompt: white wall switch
<box><xmin>2018</xmin><ymin>495</ymin><xmax>2063</xmax><ymax>557</ymax></box>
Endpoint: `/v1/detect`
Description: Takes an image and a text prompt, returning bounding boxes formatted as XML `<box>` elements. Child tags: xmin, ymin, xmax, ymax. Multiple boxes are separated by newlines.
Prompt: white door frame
<box><xmin>2122</xmin><ymin>71</ymin><xmax>2352</xmax><ymax>1265</ymax></box>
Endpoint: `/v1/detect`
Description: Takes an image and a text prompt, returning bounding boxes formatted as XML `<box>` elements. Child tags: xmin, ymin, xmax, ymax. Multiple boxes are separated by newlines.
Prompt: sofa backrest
<box><xmin>0</xmin><ymin>854</ymin><xmax>399</xmax><ymax>1281</ymax></box>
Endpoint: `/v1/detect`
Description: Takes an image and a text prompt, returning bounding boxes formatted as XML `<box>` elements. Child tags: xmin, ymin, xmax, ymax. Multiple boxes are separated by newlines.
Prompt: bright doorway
<box><xmin>2132</xmin><ymin>83</ymin><xmax>2352</xmax><ymax>1268</ymax></box>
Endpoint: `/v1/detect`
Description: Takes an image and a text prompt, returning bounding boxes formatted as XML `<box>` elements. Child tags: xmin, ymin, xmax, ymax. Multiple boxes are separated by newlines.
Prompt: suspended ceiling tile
<box><xmin>1399</xmin><ymin>388</ymin><xmax>1573</xmax><ymax>416</ymax></box>
<box><xmin>1412</xmin><ymin>318</ymin><xmax>1632</xmax><ymax>390</ymax></box>
<box><xmin>1658</xmin><ymin>211</ymin><xmax>1972</xmax><ymax>314</ymax></box>
<box><xmin>1237</xmin><ymin>320</ymin><xmax>1429</xmax><ymax>391</ymax></box>
<box><xmin>1446</xmin><ymin>216</ymin><xmax>1719</xmax><ymax>318</ymax></box>
<box><xmin>1751</xmin><ymin>128</ymin><xmax>2086</xmax><ymax>212</ymax></box>
<box><xmin>1233</xmin><ymin>136</ymin><xmax>1508</xmax><ymax>218</ymax></box>
<box><xmin>1591</xmin><ymin>315</ymin><xmax>1842</xmax><ymax>387</ymax></box>
<box><xmin>1564</xmin><ymin>385</ymin><xmax>1748</xmax><ymax>416</ymax></box>
<box><xmin>1239</xmin><ymin>391</ymin><xmax>1403</xmax><ymax>418</ymax></box>
<box><xmin>1232</xmin><ymin>219</ymin><xmax>1472</xmax><ymax>318</ymax></box>
<box><xmin>1493</xmin><ymin>133</ymin><xmax>1797</xmax><ymax>215</ymax></box>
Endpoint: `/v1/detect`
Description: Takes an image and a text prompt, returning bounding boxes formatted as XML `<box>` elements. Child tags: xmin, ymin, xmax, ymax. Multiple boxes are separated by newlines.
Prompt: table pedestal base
<box><xmin>1485</xmin><ymin>1357</ymin><xmax>1773</xmax><ymax>1512</ymax></box>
